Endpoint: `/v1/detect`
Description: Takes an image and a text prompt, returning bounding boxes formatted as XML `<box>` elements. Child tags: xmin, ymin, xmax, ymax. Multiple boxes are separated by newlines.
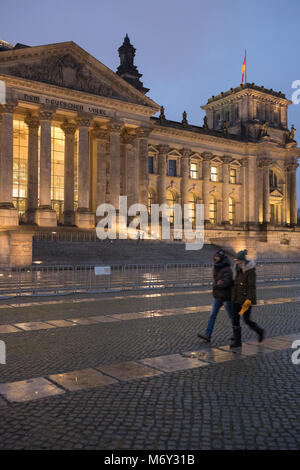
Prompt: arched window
<box><xmin>209</xmin><ymin>198</ymin><xmax>217</xmax><ymax>224</ymax></box>
<box><xmin>269</xmin><ymin>169</ymin><xmax>278</xmax><ymax>189</ymax></box>
<box><xmin>229</xmin><ymin>197</ymin><xmax>235</xmax><ymax>225</ymax></box>
<box><xmin>166</xmin><ymin>190</ymin><xmax>176</xmax><ymax>224</ymax></box>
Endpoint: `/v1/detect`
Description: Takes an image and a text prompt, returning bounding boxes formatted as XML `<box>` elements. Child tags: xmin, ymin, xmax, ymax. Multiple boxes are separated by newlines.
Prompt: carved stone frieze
<box><xmin>6</xmin><ymin>54</ymin><xmax>115</xmax><ymax>98</ymax></box>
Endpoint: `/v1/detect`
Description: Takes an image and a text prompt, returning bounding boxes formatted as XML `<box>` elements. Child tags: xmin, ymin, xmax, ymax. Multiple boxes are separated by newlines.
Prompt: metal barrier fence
<box><xmin>0</xmin><ymin>262</ymin><xmax>299</xmax><ymax>298</ymax></box>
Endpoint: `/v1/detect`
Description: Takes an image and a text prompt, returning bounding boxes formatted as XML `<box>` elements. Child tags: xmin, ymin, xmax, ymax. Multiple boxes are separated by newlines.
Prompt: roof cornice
<box><xmin>0</xmin><ymin>73</ymin><xmax>158</xmax><ymax>117</ymax></box>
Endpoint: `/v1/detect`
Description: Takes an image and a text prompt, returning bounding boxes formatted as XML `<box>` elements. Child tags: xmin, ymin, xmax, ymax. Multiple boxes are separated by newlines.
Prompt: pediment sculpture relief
<box><xmin>4</xmin><ymin>54</ymin><xmax>120</xmax><ymax>98</ymax></box>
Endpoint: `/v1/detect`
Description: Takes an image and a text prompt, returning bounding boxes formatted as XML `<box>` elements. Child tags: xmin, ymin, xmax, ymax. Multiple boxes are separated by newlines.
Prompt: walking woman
<box><xmin>230</xmin><ymin>250</ymin><xmax>265</xmax><ymax>348</ymax></box>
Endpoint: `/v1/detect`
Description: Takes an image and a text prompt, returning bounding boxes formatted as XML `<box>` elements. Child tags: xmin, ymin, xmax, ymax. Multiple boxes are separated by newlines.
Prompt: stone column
<box><xmin>201</xmin><ymin>152</ymin><xmax>212</xmax><ymax>224</ymax></box>
<box><xmin>92</xmin><ymin>126</ymin><xmax>109</xmax><ymax>212</ymax></box>
<box><xmin>75</xmin><ymin>114</ymin><xmax>94</xmax><ymax>228</ymax></box>
<box><xmin>180</xmin><ymin>148</ymin><xmax>192</xmax><ymax>214</ymax></box>
<box><xmin>137</xmin><ymin>127</ymin><xmax>151</xmax><ymax>207</ymax></box>
<box><xmin>121</xmin><ymin>128</ymin><xmax>138</xmax><ymax>208</ymax></box>
<box><xmin>221</xmin><ymin>155</ymin><xmax>232</xmax><ymax>225</ymax></box>
<box><xmin>157</xmin><ymin>144</ymin><xmax>169</xmax><ymax>205</ymax></box>
<box><xmin>36</xmin><ymin>106</ymin><xmax>57</xmax><ymax>227</ymax></box>
<box><xmin>61</xmin><ymin>121</ymin><xmax>77</xmax><ymax>225</ymax></box>
<box><xmin>247</xmin><ymin>155</ymin><xmax>257</xmax><ymax>225</ymax></box>
<box><xmin>259</xmin><ymin>158</ymin><xmax>272</xmax><ymax>225</ymax></box>
<box><xmin>240</xmin><ymin>159</ymin><xmax>249</xmax><ymax>226</ymax></box>
<box><xmin>288</xmin><ymin>161</ymin><xmax>298</xmax><ymax>225</ymax></box>
<box><xmin>24</xmin><ymin>113</ymin><xmax>40</xmax><ymax>224</ymax></box>
<box><xmin>109</xmin><ymin>121</ymin><xmax>123</xmax><ymax>210</ymax></box>
<box><xmin>0</xmin><ymin>103</ymin><xmax>19</xmax><ymax>227</ymax></box>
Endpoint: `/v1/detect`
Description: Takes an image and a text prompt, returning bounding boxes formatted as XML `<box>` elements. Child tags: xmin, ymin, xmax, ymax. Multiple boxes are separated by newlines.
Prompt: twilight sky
<box><xmin>1</xmin><ymin>0</ymin><xmax>300</xmax><ymax>204</ymax></box>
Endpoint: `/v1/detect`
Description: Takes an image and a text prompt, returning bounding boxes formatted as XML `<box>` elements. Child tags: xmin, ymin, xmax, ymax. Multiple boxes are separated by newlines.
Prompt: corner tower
<box><xmin>201</xmin><ymin>83</ymin><xmax>292</xmax><ymax>144</ymax></box>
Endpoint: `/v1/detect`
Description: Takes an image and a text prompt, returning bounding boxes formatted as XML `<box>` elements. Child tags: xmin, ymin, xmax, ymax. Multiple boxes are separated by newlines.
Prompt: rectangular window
<box><xmin>190</xmin><ymin>163</ymin><xmax>198</xmax><ymax>179</ymax></box>
<box><xmin>210</xmin><ymin>166</ymin><xmax>218</xmax><ymax>182</ymax></box>
<box><xmin>51</xmin><ymin>126</ymin><xmax>65</xmax><ymax>220</ymax></box>
<box><xmin>13</xmin><ymin>119</ymin><xmax>28</xmax><ymax>216</ymax></box>
<box><xmin>168</xmin><ymin>159</ymin><xmax>177</xmax><ymax>177</ymax></box>
<box><xmin>230</xmin><ymin>168</ymin><xmax>237</xmax><ymax>184</ymax></box>
<box><xmin>148</xmin><ymin>156</ymin><xmax>154</xmax><ymax>174</ymax></box>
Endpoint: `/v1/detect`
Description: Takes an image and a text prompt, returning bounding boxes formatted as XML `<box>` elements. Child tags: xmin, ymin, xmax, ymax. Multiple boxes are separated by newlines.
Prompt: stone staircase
<box><xmin>33</xmin><ymin>239</ymin><xmax>221</xmax><ymax>266</ymax></box>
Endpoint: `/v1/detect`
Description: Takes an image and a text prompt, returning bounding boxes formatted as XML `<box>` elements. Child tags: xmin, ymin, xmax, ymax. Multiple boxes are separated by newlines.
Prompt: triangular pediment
<box><xmin>0</xmin><ymin>41</ymin><xmax>159</xmax><ymax>110</ymax></box>
<box><xmin>270</xmin><ymin>188</ymin><xmax>283</xmax><ymax>198</ymax></box>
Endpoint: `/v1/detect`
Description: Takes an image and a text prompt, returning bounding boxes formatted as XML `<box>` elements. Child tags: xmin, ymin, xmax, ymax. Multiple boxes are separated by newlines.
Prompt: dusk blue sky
<box><xmin>1</xmin><ymin>0</ymin><xmax>300</xmax><ymax>205</ymax></box>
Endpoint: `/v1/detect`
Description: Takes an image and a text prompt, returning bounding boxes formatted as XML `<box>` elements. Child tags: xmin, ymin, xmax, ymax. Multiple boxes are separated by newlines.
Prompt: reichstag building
<box><xmin>0</xmin><ymin>35</ymin><xmax>299</xmax><ymax>261</ymax></box>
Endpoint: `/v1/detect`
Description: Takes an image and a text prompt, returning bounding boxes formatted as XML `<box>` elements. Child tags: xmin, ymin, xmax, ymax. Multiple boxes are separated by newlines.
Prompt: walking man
<box><xmin>198</xmin><ymin>249</ymin><xmax>234</xmax><ymax>342</ymax></box>
<box><xmin>230</xmin><ymin>249</ymin><xmax>265</xmax><ymax>348</ymax></box>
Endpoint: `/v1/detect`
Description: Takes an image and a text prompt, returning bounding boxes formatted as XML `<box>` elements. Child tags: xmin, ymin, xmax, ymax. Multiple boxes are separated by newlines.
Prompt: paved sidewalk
<box><xmin>0</xmin><ymin>281</ymin><xmax>299</xmax><ymax>450</ymax></box>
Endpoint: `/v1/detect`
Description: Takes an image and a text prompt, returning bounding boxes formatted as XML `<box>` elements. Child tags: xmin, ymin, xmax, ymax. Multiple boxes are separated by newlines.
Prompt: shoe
<box><xmin>230</xmin><ymin>326</ymin><xmax>242</xmax><ymax>348</ymax></box>
<box><xmin>197</xmin><ymin>333</ymin><xmax>211</xmax><ymax>342</ymax></box>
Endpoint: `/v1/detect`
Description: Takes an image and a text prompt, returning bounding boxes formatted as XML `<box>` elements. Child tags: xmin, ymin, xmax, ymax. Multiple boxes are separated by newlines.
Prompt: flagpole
<box><xmin>245</xmin><ymin>49</ymin><xmax>247</xmax><ymax>84</ymax></box>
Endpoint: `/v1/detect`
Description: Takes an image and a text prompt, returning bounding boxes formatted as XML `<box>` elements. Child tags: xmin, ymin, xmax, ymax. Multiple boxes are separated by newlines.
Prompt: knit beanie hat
<box><xmin>215</xmin><ymin>249</ymin><xmax>226</xmax><ymax>259</ymax></box>
<box><xmin>235</xmin><ymin>249</ymin><xmax>248</xmax><ymax>261</ymax></box>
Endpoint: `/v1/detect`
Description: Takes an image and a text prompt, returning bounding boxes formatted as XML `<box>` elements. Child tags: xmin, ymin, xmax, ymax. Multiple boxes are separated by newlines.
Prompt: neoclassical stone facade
<box><xmin>0</xmin><ymin>36</ymin><xmax>300</xmax><ymax>260</ymax></box>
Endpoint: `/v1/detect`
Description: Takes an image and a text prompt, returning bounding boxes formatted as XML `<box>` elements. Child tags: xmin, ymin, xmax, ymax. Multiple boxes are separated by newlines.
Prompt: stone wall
<box><xmin>0</xmin><ymin>230</ymin><xmax>33</xmax><ymax>267</ymax></box>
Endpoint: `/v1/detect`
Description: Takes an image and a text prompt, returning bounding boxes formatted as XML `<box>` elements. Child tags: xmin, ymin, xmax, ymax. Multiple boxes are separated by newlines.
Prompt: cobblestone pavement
<box><xmin>0</xmin><ymin>280</ymin><xmax>299</xmax><ymax>450</ymax></box>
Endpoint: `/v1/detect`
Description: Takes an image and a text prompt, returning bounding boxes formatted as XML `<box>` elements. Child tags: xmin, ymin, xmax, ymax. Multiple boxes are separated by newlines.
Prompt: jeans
<box><xmin>206</xmin><ymin>297</ymin><xmax>234</xmax><ymax>336</ymax></box>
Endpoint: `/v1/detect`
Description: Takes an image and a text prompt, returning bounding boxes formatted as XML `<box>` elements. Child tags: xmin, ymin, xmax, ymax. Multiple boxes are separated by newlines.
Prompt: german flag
<box><xmin>241</xmin><ymin>51</ymin><xmax>246</xmax><ymax>84</ymax></box>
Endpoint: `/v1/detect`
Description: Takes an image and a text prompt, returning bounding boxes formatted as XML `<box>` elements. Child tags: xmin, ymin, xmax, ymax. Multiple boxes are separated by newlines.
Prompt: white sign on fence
<box><xmin>0</xmin><ymin>340</ymin><xmax>6</xmax><ymax>364</ymax></box>
<box><xmin>94</xmin><ymin>266</ymin><xmax>111</xmax><ymax>275</ymax></box>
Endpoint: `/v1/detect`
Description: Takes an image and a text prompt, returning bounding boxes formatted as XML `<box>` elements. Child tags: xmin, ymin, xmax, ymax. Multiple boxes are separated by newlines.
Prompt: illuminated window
<box><xmin>209</xmin><ymin>198</ymin><xmax>217</xmax><ymax>224</ymax></box>
<box><xmin>51</xmin><ymin>126</ymin><xmax>65</xmax><ymax>220</ymax></box>
<box><xmin>166</xmin><ymin>190</ymin><xmax>176</xmax><ymax>224</ymax></box>
<box><xmin>229</xmin><ymin>197</ymin><xmax>235</xmax><ymax>225</ymax></box>
<box><xmin>210</xmin><ymin>165</ymin><xmax>218</xmax><ymax>182</ymax></box>
<box><xmin>230</xmin><ymin>168</ymin><xmax>237</xmax><ymax>184</ymax></box>
<box><xmin>190</xmin><ymin>163</ymin><xmax>198</xmax><ymax>179</ymax></box>
<box><xmin>148</xmin><ymin>191</ymin><xmax>154</xmax><ymax>215</ymax></box>
<box><xmin>188</xmin><ymin>194</ymin><xmax>196</xmax><ymax>224</ymax></box>
<box><xmin>13</xmin><ymin>119</ymin><xmax>28</xmax><ymax>215</ymax></box>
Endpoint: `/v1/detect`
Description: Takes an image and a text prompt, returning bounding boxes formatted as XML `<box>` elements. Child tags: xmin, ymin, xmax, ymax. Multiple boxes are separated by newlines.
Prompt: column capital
<box><xmin>157</xmin><ymin>144</ymin><xmax>170</xmax><ymax>155</ymax></box>
<box><xmin>258</xmin><ymin>157</ymin><xmax>272</xmax><ymax>168</ymax></box>
<box><xmin>121</xmin><ymin>128</ymin><xmax>136</xmax><ymax>145</ymax></box>
<box><xmin>61</xmin><ymin>120</ymin><xmax>77</xmax><ymax>135</ymax></box>
<box><xmin>180</xmin><ymin>148</ymin><xmax>192</xmax><ymax>158</ymax></box>
<box><xmin>92</xmin><ymin>125</ymin><xmax>109</xmax><ymax>141</ymax></box>
<box><xmin>76</xmin><ymin>112</ymin><xmax>93</xmax><ymax>128</ymax></box>
<box><xmin>285</xmin><ymin>161</ymin><xmax>299</xmax><ymax>172</ymax></box>
<box><xmin>221</xmin><ymin>155</ymin><xmax>232</xmax><ymax>165</ymax></box>
<box><xmin>201</xmin><ymin>151</ymin><xmax>213</xmax><ymax>162</ymax></box>
<box><xmin>240</xmin><ymin>158</ymin><xmax>248</xmax><ymax>168</ymax></box>
<box><xmin>110</xmin><ymin>120</ymin><xmax>124</xmax><ymax>133</ymax></box>
<box><xmin>136</xmin><ymin>126</ymin><xmax>152</xmax><ymax>139</ymax></box>
<box><xmin>24</xmin><ymin>113</ymin><xmax>40</xmax><ymax>130</ymax></box>
<box><xmin>39</xmin><ymin>105</ymin><xmax>56</xmax><ymax>121</ymax></box>
<box><xmin>0</xmin><ymin>101</ymin><xmax>18</xmax><ymax>114</ymax></box>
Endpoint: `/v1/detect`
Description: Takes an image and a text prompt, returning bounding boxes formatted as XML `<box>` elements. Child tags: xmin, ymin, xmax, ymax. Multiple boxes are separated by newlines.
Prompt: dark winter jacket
<box><xmin>231</xmin><ymin>259</ymin><xmax>257</xmax><ymax>305</ymax></box>
<box><xmin>212</xmin><ymin>256</ymin><xmax>233</xmax><ymax>301</ymax></box>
